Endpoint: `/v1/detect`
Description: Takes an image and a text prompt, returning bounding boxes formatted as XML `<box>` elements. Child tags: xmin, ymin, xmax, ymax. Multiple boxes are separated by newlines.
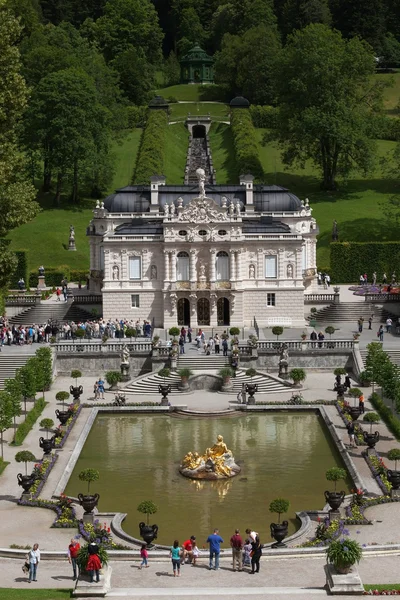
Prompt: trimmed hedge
<box><xmin>13</xmin><ymin>397</ymin><xmax>47</xmax><ymax>446</ymax></box>
<box><xmin>250</xmin><ymin>105</ymin><xmax>278</xmax><ymax>129</ymax></box>
<box><xmin>125</xmin><ymin>105</ymin><xmax>148</xmax><ymax>129</ymax></box>
<box><xmin>330</xmin><ymin>242</ymin><xmax>400</xmax><ymax>283</ymax></box>
<box><xmin>370</xmin><ymin>392</ymin><xmax>400</xmax><ymax>441</ymax></box>
<box><xmin>231</xmin><ymin>108</ymin><xmax>264</xmax><ymax>181</ymax></box>
<box><xmin>133</xmin><ymin>110</ymin><xmax>168</xmax><ymax>184</ymax></box>
<box><xmin>29</xmin><ymin>266</ymin><xmax>71</xmax><ymax>288</ymax></box>
<box><xmin>10</xmin><ymin>251</ymin><xmax>28</xmax><ymax>288</ymax></box>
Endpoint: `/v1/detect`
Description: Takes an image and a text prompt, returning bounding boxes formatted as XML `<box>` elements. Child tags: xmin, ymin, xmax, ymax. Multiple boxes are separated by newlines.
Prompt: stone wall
<box><xmin>102</xmin><ymin>291</ymin><xmax>164</xmax><ymax>326</ymax></box>
<box><xmin>239</xmin><ymin>350</ymin><xmax>353</xmax><ymax>372</ymax></box>
<box><xmin>243</xmin><ymin>289</ymin><xmax>305</xmax><ymax>327</ymax></box>
<box><xmin>55</xmin><ymin>353</ymin><xmax>152</xmax><ymax>377</ymax></box>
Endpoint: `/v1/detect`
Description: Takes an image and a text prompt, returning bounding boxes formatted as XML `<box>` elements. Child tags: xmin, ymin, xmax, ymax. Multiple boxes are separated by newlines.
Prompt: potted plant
<box><xmin>300</xmin><ymin>332</ymin><xmax>307</xmax><ymax>341</ymax></box>
<box><xmin>74</xmin><ymin>328</ymin><xmax>85</xmax><ymax>341</ymax></box>
<box><xmin>158</xmin><ymin>368</ymin><xmax>171</xmax><ymax>404</ymax></box>
<box><xmin>387</xmin><ymin>448</ymin><xmax>400</xmax><ymax>490</ymax></box>
<box><xmin>347</xmin><ymin>388</ymin><xmax>362</xmax><ymax>421</ymax></box>
<box><xmin>55</xmin><ymin>391</ymin><xmax>71</xmax><ymax>425</ymax></box>
<box><xmin>326</xmin><ymin>537</ymin><xmax>362</xmax><ymax>574</ymax></box>
<box><xmin>105</xmin><ymin>371</ymin><xmax>122</xmax><ymax>390</ymax></box>
<box><xmin>137</xmin><ymin>500</ymin><xmax>159</xmax><ymax>545</ymax></box>
<box><xmin>178</xmin><ymin>367</ymin><xmax>193</xmax><ymax>391</ymax></box>
<box><xmin>125</xmin><ymin>327</ymin><xmax>137</xmax><ymax>340</ymax></box>
<box><xmin>70</xmin><ymin>370</ymin><xmax>83</xmax><ymax>401</ymax></box>
<box><xmin>325</xmin><ymin>467</ymin><xmax>347</xmax><ymax>512</ymax></box>
<box><xmin>76</xmin><ymin>543</ymin><xmax>109</xmax><ymax>577</ymax></box>
<box><xmin>15</xmin><ymin>450</ymin><xmax>37</xmax><ymax>493</ymax></box>
<box><xmin>245</xmin><ymin>368</ymin><xmax>258</xmax><ymax>404</ymax></box>
<box><xmin>219</xmin><ymin>367</ymin><xmax>234</xmax><ymax>391</ymax></box>
<box><xmin>269</xmin><ymin>498</ymin><xmax>290</xmax><ymax>548</ymax></box>
<box><xmin>168</xmin><ymin>327</ymin><xmax>180</xmax><ymax>345</ymax></box>
<box><xmin>272</xmin><ymin>326</ymin><xmax>283</xmax><ymax>341</ymax></box>
<box><xmin>289</xmin><ymin>368</ymin><xmax>306</xmax><ymax>388</ymax></box>
<box><xmin>229</xmin><ymin>327</ymin><xmax>240</xmax><ymax>344</ymax></box>
<box><xmin>77</xmin><ymin>468</ymin><xmax>100</xmax><ymax>514</ymax></box>
<box><xmin>39</xmin><ymin>418</ymin><xmax>55</xmax><ymax>455</ymax></box>
<box><xmin>152</xmin><ymin>335</ymin><xmax>160</xmax><ymax>348</ymax></box>
<box><xmin>101</xmin><ymin>333</ymin><xmax>109</xmax><ymax>345</ymax></box>
<box><xmin>362</xmin><ymin>412</ymin><xmax>380</xmax><ymax>449</ymax></box>
<box><xmin>325</xmin><ymin>326</ymin><xmax>335</xmax><ymax>348</ymax></box>
<box><xmin>248</xmin><ymin>335</ymin><xmax>258</xmax><ymax>347</ymax></box>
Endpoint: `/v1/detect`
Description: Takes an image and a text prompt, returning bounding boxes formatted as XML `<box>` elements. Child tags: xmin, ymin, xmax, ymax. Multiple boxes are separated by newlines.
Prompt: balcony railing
<box><xmin>5</xmin><ymin>294</ymin><xmax>40</xmax><ymax>306</ymax></box>
<box><xmin>54</xmin><ymin>340</ymin><xmax>152</xmax><ymax>353</ymax></box>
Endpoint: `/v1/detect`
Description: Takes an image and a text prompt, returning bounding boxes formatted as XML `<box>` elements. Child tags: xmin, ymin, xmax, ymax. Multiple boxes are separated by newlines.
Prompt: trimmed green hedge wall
<box><xmin>125</xmin><ymin>105</ymin><xmax>147</xmax><ymax>129</ymax></box>
<box><xmin>231</xmin><ymin>109</ymin><xmax>264</xmax><ymax>181</ymax></box>
<box><xmin>330</xmin><ymin>242</ymin><xmax>400</xmax><ymax>283</ymax></box>
<box><xmin>250</xmin><ymin>105</ymin><xmax>278</xmax><ymax>129</ymax></box>
<box><xmin>133</xmin><ymin>110</ymin><xmax>168</xmax><ymax>184</ymax></box>
<box><xmin>29</xmin><ymin>266</ymin><xmax>71</xmax><ymax>288</ymax></box>
<box><xmin>13</xmin><ymin>397</ymin><xmax>47</xmax><ymax>446</ymax></box>
<box><xmin>10</xmin><ymin>251</ymin><xmax>28</xmax><ymax>288</ymax></box>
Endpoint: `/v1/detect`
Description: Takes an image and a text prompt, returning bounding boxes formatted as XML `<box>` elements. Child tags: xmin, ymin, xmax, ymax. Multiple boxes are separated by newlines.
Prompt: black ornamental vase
<box><xmin>158</xmin><ymin>384</ymin><xmax>171</xmax><ymax>406</ymax></box>
<box><xmin>363</xmin><ymin>431</ymin><xmax>380</xmax><ymax>450</ymax></box>
<box><xmin>69</xmin><ymin>385</ymin><xmax>83</xmax><ymax>402</ymax></box>
<box><xmin>270</xmin><ymin>521</ymin><xmax>288</xmax><ymax>548</ymax></box>
<box><xmin>39</xmin><ymin>435</ymin><xmax>55</xmax><ymax>455</ymax></box>
<box><xmin>55</xmin><ymin>409</ymin><xmax>70</xmax><ymax>425</ymax></box>
<box><xmin>387</xmin><ymin>470</ymin><xmax>400</xmax><ymax>490</ymax></box>
<box><xmin>348</xmin><ymin>407</ymin><xmax>361</xmax><ymax>421</ymax></box>
<box><xmin>246</xmin><ymin>383</ymin><xmax>258</xmax><ymax>405</ymax></box>
<box><xmin>78</xmin><ymin>493</ymin><xmax>100</xmax><ymax>514</ymax></box>
<box><xmin>324</xmin><ymin>490</ymin><xmax>345</xmax><ymax>511</ymax></box>
<box><xmin>139</xmin><ymin>522</ymin><xmax>159</xmax><ymax>545</ymax></box>
<box><xmin>17</xmin><ymin>473</ymin><xmax>36</xmax><ymax>493</ymax></box>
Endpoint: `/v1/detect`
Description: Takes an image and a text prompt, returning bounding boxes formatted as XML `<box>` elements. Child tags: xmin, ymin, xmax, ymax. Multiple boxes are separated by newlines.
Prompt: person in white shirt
<box><xmin>28</xmin><ymin>543</ymin><xmax>41</xmax><ymax>582</ymax></box>
<box><xmin>245</xmin><ymin>528</ymin><xmax>259</xmax><ymax>542</ymax></box>
<box><xmin>386</xmin><ymin>317</ymin><xmax>393</xmax><ymax>333</ymax></box>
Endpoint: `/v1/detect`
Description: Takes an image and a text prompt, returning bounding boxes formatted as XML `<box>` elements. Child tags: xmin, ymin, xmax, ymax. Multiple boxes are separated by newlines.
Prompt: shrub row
<box><xmin>250</xmin><ymin>105</ymin><xmax>278</xmax><ymax>129</ymax></box>
<box><xmin>330</xmin><ymin>242</ymin><xmax>400</xmax><ymax>283</ymax></box>
<box><xmin>231</xmin><ymin>108</ymin><xmax>264</xmax><ymax>181</ymax></box>
<box><xmin>125</xmin><ymin>105</ymin><xmax>148</xmax><ymax>129</ymax></box>
<box><xmin>369</xmin><ymin>392</ymin><xmax>400</xmax><ymax>440</ymax></box>
<box><xmin>28</xmin><ymin>267</ymin><xmax>87</xmax><ymax>288</ymax></box>
<box><xmin>133</xmin><ymin>110</ymin><xmax>168</xmax><ymax>184</ymax></box>
<box><xmin>13</xmin><ymin>397</ymin><xmax>47</xmax><ymax>446</ymax></box>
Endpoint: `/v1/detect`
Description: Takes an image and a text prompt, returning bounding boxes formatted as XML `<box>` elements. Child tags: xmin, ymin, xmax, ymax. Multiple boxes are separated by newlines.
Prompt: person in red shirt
<box><xmin>230</xmin><ymin>529</ymin><xmax>243</xmax><ymax>571</ymax></box>
<box><xmin>182</xmin><ymin>535</ymin><xmax>196</xmax><ymax>564</ymax></box>
<box><xmin>67</xmin><ymin>538</ymin><xmax>81</xmax><ymax>580</ymax></box>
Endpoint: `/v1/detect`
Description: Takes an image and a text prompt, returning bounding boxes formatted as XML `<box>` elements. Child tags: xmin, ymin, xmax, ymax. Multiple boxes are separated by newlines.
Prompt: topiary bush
<box><xmin>78</xmin><ymin>468</ymin><xmax>99</xmax><ymax>494</ymax></box>
<box><xmin>105</xmin><ymin>371</ymin><xmax>122</xmax><ymax>388</ymax></box>
<box><xmin>272</xmin><ymin>326</ymin><xmax>283</xmax><ymax>340</ymax></box>
<box><xmin>326</xmin><ymin>467</ymin><xmax>347</xmax><ymax>492</ymax></box>
<box><xmin>388</xmin><ymin>448</ymin><xmax>400</xmax><ymax>471</ymax></box>
<box><xmin>363</xmin><ymin>411</ymin><xmax>380</xmax><ymax>432</ymax></box>
<box><xmin>269</xmin><ymin>498</ymin><xmax>290</xmax><ymax>523</ymax></box>
<box><xmin>137</xmin><ymin>499</ymin><xmax>158</xmax><ymax>525</ymax></box>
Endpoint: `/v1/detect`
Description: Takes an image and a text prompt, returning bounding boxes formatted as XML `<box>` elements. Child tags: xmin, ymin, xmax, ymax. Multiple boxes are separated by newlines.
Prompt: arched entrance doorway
<box><xmin>217</xmin><ymin>297</ymin><xmax>230</xmax><ymax>326</ymax></box>
<box><xmin>192</xmin><ymin>125</ymin><xmax>206</xmax><ymax>138</ymax></box>
<box><xmin>177</xmin><ymin>298</ymin><xmax>190</xmax><ymax>326</ymax></box>
<box><xmin>197</xmin><ymin>297</ymin><xmax>210</xmax><ymax>326</ymax></box>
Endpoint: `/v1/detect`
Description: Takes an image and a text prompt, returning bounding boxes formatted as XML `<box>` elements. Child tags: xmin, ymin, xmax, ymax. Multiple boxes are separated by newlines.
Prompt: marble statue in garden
<box><xmin>179</xmin><ymin>434</ymin><xmax>241</xmax><ymax>480</ymax></box>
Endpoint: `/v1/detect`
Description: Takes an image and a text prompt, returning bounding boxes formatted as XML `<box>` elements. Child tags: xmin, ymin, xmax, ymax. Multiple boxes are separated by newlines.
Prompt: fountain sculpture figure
<box><xmin>179</xmin><ymin>434</ymin><xmax>241</xmax><ymax>480</ymax></box>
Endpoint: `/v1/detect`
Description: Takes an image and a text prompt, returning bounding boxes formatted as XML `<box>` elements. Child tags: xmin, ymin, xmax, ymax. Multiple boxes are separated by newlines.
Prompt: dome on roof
<box><xmin>148</xmin><ymin>95</ymin><xmax>168</xmax><ymax>109</ymax></box>
<box><xmin>230</xmin><ymin>96</ymin><xmax>250</xmax><ymax>108</ymax></box>
<box><xmin>253</xmin><ymin>189</ymin><xmax>302</xmax><ymax>212</ymax></box>
<box><xmin>103</xmin><ymin>190</ymin><xmax>150</xmax><ymax>213</ymax></box>
<box><xmin>181</xmin><ymin>44</ymin><xmax>213</xmax><ymax>62</ymax></box>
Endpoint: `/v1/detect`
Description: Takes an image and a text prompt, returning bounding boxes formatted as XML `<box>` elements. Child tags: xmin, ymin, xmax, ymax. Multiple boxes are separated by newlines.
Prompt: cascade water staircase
<box><xmin>0</xmin><ymin>352</ymin><xmax>36</xmax><ymax>389</ymax></box>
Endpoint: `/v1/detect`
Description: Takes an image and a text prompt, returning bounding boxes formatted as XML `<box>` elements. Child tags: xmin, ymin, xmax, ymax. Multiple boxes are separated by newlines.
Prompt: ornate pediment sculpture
<box><xmin>178</xmin><ymin>196</ymin><xmax>229</xmax><ymax>224</ymax></box>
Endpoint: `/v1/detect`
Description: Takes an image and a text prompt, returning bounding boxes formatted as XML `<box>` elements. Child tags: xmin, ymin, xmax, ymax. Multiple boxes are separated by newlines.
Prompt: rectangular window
<box><xmin>129</xmin><ymin>256</ymin><xmax>141</xmax><ymax>280</ymax></box>
<box><xmin>267</xmin><ymin>293</ymin><xmax>276</xmax><ymax>307</ymax></box>
<box><xmin>265</xmin><ymin>255</ymin><xmax>277</xmax><ymax>278</ymax></box>
<box><xmin>131</xmin><ymin>294</ymin><xmax>140</xmax><ymax>308</ymax></box>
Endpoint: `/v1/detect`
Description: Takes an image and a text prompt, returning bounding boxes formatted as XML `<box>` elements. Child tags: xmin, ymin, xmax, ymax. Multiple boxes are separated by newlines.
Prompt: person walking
<box><xmin>372</xmin><ymin>272</ymin><xmax>377</xmax><ymax>285</ymax></box>
<box><xmin>310</xmin><ymin>330</ymin><xmax>317</xmax><ymax>348</ymax></box>
<box><xmin>86</xmin><ymin>547</ymin><xmax>101</xmax><ymax>583</ymax></box>
<box><xmin>170</xmin><ymin>540</ymin><xmax>182</xmax><ymax>577</ymax></box>
<box><xmin>97</xmin><ymin>377</ymin><xmax>105</xmax><ymax>399</ymax></box>
<box><xmin>358</xmin><ymin>317</ymin><xmax>364</xmax><ymax>333</ymax></box>
<box><xmin>206</xmin><ymin>528</ymin><xmax>224</xmax><ymax>570</ymax></box>
<box><xmin>250</xmin><ymin>536</ymin><xmax>262</xmax><ymax>574</ymax></box>
<box><xmin>28</xmin><ymin>543</ymin><xmax>40</xmax><ymax>582</ymax></box>
<box><xmin>386</xmin><ymin>317</ymin><xmax>393</xmax><ymax>333</ymax></box>
<box><xmin>68</xmin><ymin>538</ymin><xmax>80</xmax><ymax>580</ymax></box>
<box><xmin>187</xmin><ymin>327</ymin><xmax>192</xmax><ymax>344</ymax></box>
<box><xmin>359</xmin><ymin>393</ymin><xmax>365</xmax><ymax>414</ymax></box>
<box><xmin>230</xmin><ymin>528</ymin><xmax>243</xmax><ymax>572</ymax></box>
<box><xmin>214</xmin><ymin>334</ymin><xmax>220</xmax><ymax>354</ymax></box>
<box><xmin>139</xmin><ymin>543</ymin><xmax>149</xmax><ymax>569</ymax></box>
<box><xmin>378</xmin><ymin>325</ymin><xmax>384</xmax><ymax>342</ymax></box>
<box><xmin>347</xmin><ymin>421</ymin><xmax>356</xmax><ymax>448</ymax></box>
<box><xmin>383</xmin><ymin>273</ymin><xmax>387</xmax><ymax>284</ymax></box>
<box><xmin>222</xmin><ymin>338</ymin><xmax>228</xmax><ymax>357</ymax></box>
<box><xmin>243</xmin><ymin>538</ymin><xmax>252</xmax><ymax>569</ymax></box>
<box><xmin>344</xmin><ymin>373</ymin><xmax>351</xmax><ymax>390</ymax></box>
<box><xmin>317</xmin><ymin>331</ymin><xmax>325</xmax><ymax>348</ymax></box>
<box><xmin>179</xmin><ymin>335</ymin><xmax>185</xmax><ymax>354</ymax></box>
<box><xmin>368</xmin><ymin>314</ymin><xmax>373</xmax><ymax>330</ymax></box>
<box><xmin>56</xmin><ymin>287</ymin><xmax>61</xmax><ymax>301</ymax></box>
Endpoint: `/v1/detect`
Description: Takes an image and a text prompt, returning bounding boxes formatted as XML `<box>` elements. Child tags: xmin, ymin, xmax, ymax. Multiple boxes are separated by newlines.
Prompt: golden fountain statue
<box><xmin>179</xmin><ymin>435</ymin><xmax>241</xmax><ymax>480</ymax></box>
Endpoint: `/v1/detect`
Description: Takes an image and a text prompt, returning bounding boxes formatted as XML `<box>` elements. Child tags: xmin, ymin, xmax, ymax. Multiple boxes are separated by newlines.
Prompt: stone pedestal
<box><xmin>391</xmin><ymin>488</ymin><xmax>400</xmax><ymax>499</ymax></box>
<box><xmin>37</xmin><ymin>275</ymin><xmax>46</xmax><ymax>289</ymax></box>
<box><xmin>68</xmin><ymin>237</ymin><xmax>76</xmax><ymax>251</ymax></box>
<box><xmin>120</xmin><ymin>362</ymin><xmax>130</xmax><ymax>382</ymax></box>
<box><xmin>73</xmin><ymin>564</ymin><xmax>112</xmax><ymax>598</ymax></box>
<box><xmin>83</xmin><ymin>513</ymin><xmax>94</xmax><ymax>524</ymax></box>
<box><xmin>21</xmin><ymin>492</ymin><xmax>31</xmax><ymax>502</ymax></box>
<box><xmin>171</xmin><ymin>355</ymin><xmax>178</xmax><ymax>372</ymax></box>
<box><xmin>325</xmin><ymin>563</ymin><xmax>364</xmax><ymax>595</ymax></box>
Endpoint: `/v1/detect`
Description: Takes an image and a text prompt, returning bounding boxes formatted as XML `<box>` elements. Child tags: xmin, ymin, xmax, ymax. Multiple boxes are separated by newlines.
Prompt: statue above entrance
<box><xmin>196</xmin><ymin>167</ymin><xmax>206</xmax><ymax>199</ymax></box>
<box><xmin>179</xmin><ymin>434</ymin><xmax>241</xmax><ymax>480</ymax></box>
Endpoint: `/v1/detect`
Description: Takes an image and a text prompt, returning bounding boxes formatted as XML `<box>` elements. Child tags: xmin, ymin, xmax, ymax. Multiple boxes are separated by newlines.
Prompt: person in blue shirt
<box><xmin>97</xmin><ymin>378</ymin><xmax>105</xmax><ymax>400</ymax></box>
<box><xmin>169</xmin><ymin>540</ymin><xmax>182</xmax><ymax>577</ymax></box>
<box><xmin>206</xmin><ymin>528</ymin><xmax>224</xmax><ymax>570</ymax></box>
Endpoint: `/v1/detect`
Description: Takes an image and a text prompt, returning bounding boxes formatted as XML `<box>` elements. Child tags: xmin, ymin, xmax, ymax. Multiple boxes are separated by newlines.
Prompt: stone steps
<box><xmin>9</xmin><ymin>302</ymin><xmax>93</xmax><ymax>325</ymax></box>
<box><xmin>0</xmin><ymin>353</ymin><xmax>36</xmax><ymax>389</ymax></box>
<box><xmin>312</xmin><ymin>302</ymin><xmax>398</xmax><ymax>323</ymax></box>
<box><xmin>229</xmin><ymin>371</ymin><xmax>289</xmax><ymax>394</ymax></box>
<box><xmin>178</xmin><ymin>355</ymin><xmax>230</xmax><ymax>370</ymax></box>
<box><xmin>123</xmin><ymin>373</ymin><xmax>182</xmax><ymax>395</ymax></box>
<box><xmin>360</xmin><ymin>349</ymin><xmax>400</xmax><ymax>368</ymax></box>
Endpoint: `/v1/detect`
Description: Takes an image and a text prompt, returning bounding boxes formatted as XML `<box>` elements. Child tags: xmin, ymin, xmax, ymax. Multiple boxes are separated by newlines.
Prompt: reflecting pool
<box><xmin>65</xmin><ymin>412</ymin><xmax>352</xmax><ymax>545</ymax></box>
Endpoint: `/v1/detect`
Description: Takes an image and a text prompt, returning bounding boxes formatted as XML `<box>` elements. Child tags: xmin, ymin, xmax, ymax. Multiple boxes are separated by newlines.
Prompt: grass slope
<box><xmin>169</xmin><ymin>102</ymin><xmax>229</xmax><ymax>122</ymax></box>
<box><xmin>374</xmin><ymin>71</ymin><xmax>400</xmax><ymax>113</ymax></box>
<box><xmin>209</xmin><ymin>122</ymin><xmax>237</xmax><ymax>183</ymax></box>
<box><xmin>164</xmin><ymin>123</ymin><xmax>189</xmax><ymax>184</ymax></box>
<box><xmin>110</xmin><ymin>129</ymin><xmax>142</xmax><ymax>192</ymax></box>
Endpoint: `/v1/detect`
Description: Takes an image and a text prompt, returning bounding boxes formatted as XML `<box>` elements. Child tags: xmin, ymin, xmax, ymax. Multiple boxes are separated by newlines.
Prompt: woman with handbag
<box><xmin>28</xmin><ymin>543</ymin><xmax>40</xmax><ymax>582</ymax></box>
<box><xmin>250</xmin><ymin>536</ymin><xmax>262</xmax><ymax>574</ymax></box>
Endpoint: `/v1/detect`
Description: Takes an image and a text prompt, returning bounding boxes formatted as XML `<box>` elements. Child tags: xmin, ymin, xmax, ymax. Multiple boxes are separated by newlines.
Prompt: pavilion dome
<box><xmin>230</xmin><ymin>96</ymin><xmax>250</xmax><ymax>108</ymax></box>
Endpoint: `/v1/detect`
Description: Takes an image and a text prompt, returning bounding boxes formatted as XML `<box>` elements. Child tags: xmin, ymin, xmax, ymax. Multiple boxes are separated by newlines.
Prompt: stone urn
<box><xmin>139</xmin><ymin>522</ymin><xmax>158</xmax><ymax>545</ymax></box>
<box><xmin>324</xmin><ymin>490</ymin><xmax>345</xmax><ymax>511</ymax></box>
<box><xmin>363</xmin><ymin>431</ymin><xmax>380</xmax><ymax>450</ymax></box>
<box><xmin>78</xmin><ymin>493</ymin><xmax>100</xmax><ymax>514</ymax></box>
<box><xmin>387</xmin><ymin>470</ymin><xmax>400</xmax><ymax>490</ymax></box>
<box><xmin>69</xmin><ymin>385</ymin><xmax>83</xmax><ymax>402</ymax></box>
<box><xmin>55</xmin><ymin>409</ymin><xmax>70</xmax><ymax>425</ymax></box>
<box><xmin>245</xmin><ymin>383</ymin><xmax>258</xmax><ymax>405</ymax></box>
<box><xmin>270</xmin><ymin>521</ymin><xmax>288</xmax><ymax>548</ymax></box>
<box><xmin>158</xmin><ymin>383</ymin><xmax>171</xmax><ymax>406</ymax></box>
<box><xmin>17</xmin><ymin>473</ymin><xmax>36</xmax><ymax>493</ymax></box>
<box><xmin>348</xmin><ymin>407</ymin><xmax>361</xmax><ymax>421</ymax></box>
<box><xmin>39</xmin><ymin>435</ymin><xmax>55</xmax><ymax>455</ymax></box>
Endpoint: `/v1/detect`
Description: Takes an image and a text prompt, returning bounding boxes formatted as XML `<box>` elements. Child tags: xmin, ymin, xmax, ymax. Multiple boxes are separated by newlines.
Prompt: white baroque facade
<box><xmin>88</xmin><ymin>174</ymin><xmax>318</xmax><ymax>328</ymax></box>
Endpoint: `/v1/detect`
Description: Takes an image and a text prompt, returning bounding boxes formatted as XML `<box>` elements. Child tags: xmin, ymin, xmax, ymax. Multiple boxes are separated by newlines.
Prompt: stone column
<box><xmin>236</xmin><ymin>250</ymin><xmax>241</xmax><ymax>282</ymax></box>
<box><xmin>104</xmin><ymin>250</ymin><xmax>110</xmax><ymax>280</ymax></box>
<box><xmin>278</xmin><ymin>248</ymin><xmax>285</xmax><ymax>280</ymax></box>
<box><xmin>210</xmin><ymin>249</ymin><xmax>216</xmax><ymax>282</ymax></box>
<box><xmin>257</xmin><ymin>248</ymin><xmax>264</xmax><ymax>279</ymax></box>
<box><xmin>189</xmin><ymin>293</ymin><xmax>198</xmax><ymax>328</ymax></box>
<box><xmin>210</xmin><ymin>293</ymin><xmax>218</xmax><ymax>326</ymax></box>
<box><xmin>190</xmin><ymin>250</ymin><xmax>197</xmax><ymax>283</ymax></box>
<box><xmin>230</xmin><ymin>250</ymin><xmax>236</xmax><ymax>282</ymax></box>
<box><xmin>171</xmin><ymin>250</ymin><xmax>177</xmax><ymax>283</ymax></box>
<box><xmin>296</xmin><ymin>247</ymin><xmax>303</xmax><ymax>282</ymax></box>
<box><xmin>164</xmin><ymin>251</ymin><xmax>170</xmax><ymax>282</ymax></box>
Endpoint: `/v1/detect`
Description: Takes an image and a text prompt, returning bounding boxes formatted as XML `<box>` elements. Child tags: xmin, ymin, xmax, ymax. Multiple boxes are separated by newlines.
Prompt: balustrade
<box><xmin>304</xmin><ymin>294</ymin><xmax>335</xmax><ymax>303</ymax></box>
<box><xmin>5</xmin><ymin>295</ymin><xmax>40</xmax><ymax>306</ymax></box>
<box><xmin>54</xmin><ymin>340</ymin><xmax>152</xmax><ymax>353</ymax></box>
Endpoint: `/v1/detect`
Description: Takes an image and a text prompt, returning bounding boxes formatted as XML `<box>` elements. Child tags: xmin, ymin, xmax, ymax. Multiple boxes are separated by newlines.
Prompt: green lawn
<box><xmin>6</xmin><ymin>130</ymin><xmax>142</xmax><ymax>272</ymax></box>
<box><xmin>374</xmin><ymin>71</ymin><xmax>400</xmax><ymax>113</ymax></box>
<box><xmin>169</xmin><ymin>102</ymin><xmax>229</xmax><ymax>122</ymax></box>
<box><xmin>0</xmin><ymin>590</ymin><xmax>72</xmax><ymax>599</ymax></box>
<box><xmin>164</xmin><ymin>123</ymin><xmax>189</xmax><ymax>184</ymax></box>
<box><xmin>157</xmin><ymin>83</ymin><xmax>226</xmax><ymax>102</ymax></box>
<box><xmin>209</xmin><ymin>122</ymin><xmax>237</xmax><ymax>183</ymax></box>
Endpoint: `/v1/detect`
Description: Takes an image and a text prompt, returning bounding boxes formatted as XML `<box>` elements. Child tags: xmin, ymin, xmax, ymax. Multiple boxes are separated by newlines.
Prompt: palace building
<box><xmin>87</xmin><ymin>172</ymin><xmax>318</xmax><ymax>328</ymax></box>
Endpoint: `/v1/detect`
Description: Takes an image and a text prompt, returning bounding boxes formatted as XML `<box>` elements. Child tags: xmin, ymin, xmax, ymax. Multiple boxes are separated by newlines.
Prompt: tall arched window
<box><xmin>177</xmin><ymin>251</ymin><xmax>189</xmax><ymax>281</ymax></box>
<box><xmin>216</xmin><ymin>251</ymin><xmax>229</xmax><ymax>281</ymax></box>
